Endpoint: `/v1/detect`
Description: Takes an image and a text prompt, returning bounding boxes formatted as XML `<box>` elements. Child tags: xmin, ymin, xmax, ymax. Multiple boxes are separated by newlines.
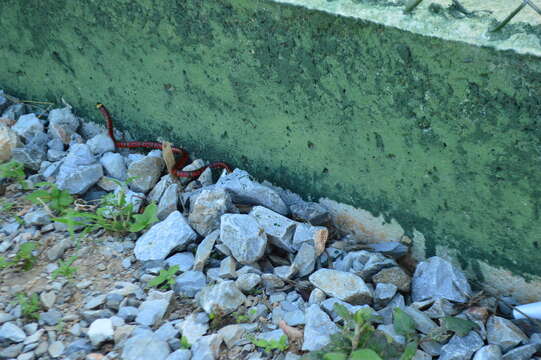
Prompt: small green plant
<box><xmin>54</xmin><ymin>186</ymin><xmax>158</xmax><ymax>237</ymax></box>
<box><xmin>51</xmin><ymin>256</ymin><xmax>78</xmax><ymax>280</ymax></box>
<box><xmin>0</xmin><ymin>200</ymin><xmax>15</xmax><ymax>212</ymax></box>
<box><xmin>233</xmin><ymin>311</ymin><xmax>250</xmax><ymax>323</ymax></box>
<box><xmin>27</xmin><ymin>182</ymin><xmax>74</xmax><ymax>214</ymax></box>
<box><xmin>250</xmin><ymin>335</ymin><xmax>288</xmax><ymax>353</ymax></box>
<box><xmin>180</xmin><ymin>335</ymin><xmax>191</xmax><ymax>349</ymax></box>
<box><xmin>1</xmin><ymin>242</ymin><xmax>39</xmax><ymax>271</ymax></box>
<box><xmin>147</xmin><ymin>265</ymin><xmax>179</xmax><ymax>290</ymax></box>
<box><xmin>0</xmin><ymin>160</ymin><xmax>26</xmax><ymax>187</ymax></box>
<box><xmin>16</xmin><ymin>293</ymin><xmax>41</xmax><ymax>320</ymax></box>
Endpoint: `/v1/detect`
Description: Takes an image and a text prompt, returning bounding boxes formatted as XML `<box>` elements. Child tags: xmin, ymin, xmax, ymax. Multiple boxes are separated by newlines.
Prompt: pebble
<box><xmin>87</xmin><ymin>133</ymin><xmax>115</xmax><ymax>155</ymax></box>
<box><xmin>121</xmin><ymin>334</ymin><xmax>171</xmax><ymax>360</ymax></box>
<box><xmin>179</xmin><ymin>312</ymin><xmax>209</xmax><ymax>345</ymax></box>
<box><xmin>166</xmin><ymin>349</ymin><xmax>192</xmax><ymax>360</ymax></box>
<box><xmin>0</xmin><ymin>322</ymin><xmax>26</xmax><ymax>343</ymax></box>
<box><xmin>220</xmin><ymin>214</ymin><xmax>267</xmax><ymax>264</ymax></box>
<box><xmin>372</xmin><ymin>266</ymin><xmax>411</xmax><ymax>293</ymax></box>
<box><xmin>309</xmin><ymin>269</ymin><xmax>373</xmax><ymax>305</ymax></box>
<box><xmin>100</xmin><ymin>152</ymin><xmax>127</xmax><ymax>180</ymax></box>
<box><xmin>196</xmin><ymin>280</ymin><xmax>246</xmax><ymax>315</ymax></box>
<box><xmin>88</xmin><ymin>318</ymin><xmax>114</xmax><ymax>346</ymax></box>
<box><xmin>235</xmin><ymin>273</ymin><xmax>261</xmax><ymax>293</ymax></box>
<box><xmin>174</xmin><ymin>271</ymin><xmax>207</xmax><ymax>297</ymax></box>
<box><xmin>191</xmin><ymin>334</ymin><xmax>222</xmax><ymax>360</ymax></box>
<box><xmin>39</xmin><ymin>310</ymin><xmax>62</xmax><ymax>326</ymax></box>
<box><xmin>48</xmin><ymin>340</ymin><xmax>65</xmax><ymax>358</ymax></box>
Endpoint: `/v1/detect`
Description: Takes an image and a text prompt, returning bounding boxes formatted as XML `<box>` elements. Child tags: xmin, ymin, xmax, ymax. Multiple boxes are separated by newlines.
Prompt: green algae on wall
<box><xmin>1</xmin><ymin>0</ymin><xmax>541</xmax><ymax>282</ymax></box>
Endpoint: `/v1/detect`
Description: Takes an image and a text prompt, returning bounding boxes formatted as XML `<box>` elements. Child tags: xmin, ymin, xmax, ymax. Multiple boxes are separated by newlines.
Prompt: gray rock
<box><xmin>46</xmin><ymin>238</ymin><xmax>73</xmax><ymax>261</ymax></box>
<box><xmin>412</xmin><ymin>350</ymin><xmax>432</xmax><ymax>360</ymax></box>
<box><xmin>374</xmin><ymin>283</ymin><xmax>398</xmax><ymax>309</ymax></box>
<box><xmin>424</xmin><ymin>298</ymin><xmax>459</xmax><ymax>318</ymax></box>
<box><xmin>403</xmin><ymin>306</ymin><xmax>438</xmax><ymax>334</ymax></box>
<box><xmin>487</xmin><ymin>316</ymin><xmax>528</xmax><ymax>352</ymax></box>
<box><xmin>23</xmin><ymin>209</ymin><xmax>51</xmax><ymax>226</ymax></box>
<box><xmin>377</xmin><ymin>324</ymin><xmax>406</xmax><ymax>345</ymax></box>
<box><xmin>179</xmin><ymin>159</ymin><xmax>205</xmax><ymax>185</ymax></box>
<box><xmin>218</xmin><ymin>324</ymin><xmax>246</xmax><ymax>348</ymax></box>
<box><xmin>216</xmin><ymin>169</ymin><xmax>288</xmax><ymax>215</ymax></box>
<box><xmin>87</xmin><ymin>133</ymin><xmax>115</xmax><ymax>155</ymax></box>
<box><xmin>377</xmin><ymin>294</ymin><xmax>406</xmax><ymax>325</ymax></box>
<box><xmin>220</xmin><ymin>214</ymin><xmax>267</xmax><ymax>264</ymax></box>
<box><xmin>373</xmin><ymin>266</ymin><xmax>411</xmax><ymax>293</ymax></box>
<box><xmin>367</xmin><ymin>241</ymin><xmax>409</xmax><ymax>259</ymax></box>
<box><xmin>134</xmin><ymin>211</ymin><xmax>197</xmax><ymax>261</ymax></box>
<box><xmin>117</xmin><ymin>307</ymin><xmax>139</xmax><ymax>322</ymax></box>
<box><xmin>0</xmin><ymin>343</ymin><xmax>23</xmax><ymax>358</ymax></box>
<box><xmin>439</xmin><ymin>331</ymin><xmax>485</xmax><ymax>360</ymax></box>
<box><xmin>12</xmin><ymin>113</ymin><xmax>43</xmax><ymax>142</ymax></box>
<box><xmin>291</xmin><ymin>243</ymin><xmax>316</xmax><ymax>277</ymax></box>
<box><xmin>167</xmin><ymin>349</ymin><xmax>192</xmax><ymax>360</ymax></box>
<box><xmin>48</xmin><ymin>137</ymin><xmax>64</xmax><ymax>151</ymax></box>
<box><xmin>47</xmin><ymin>149</ymin><xmax>66</xmax><ymax>162</ymax></box>
<box><xmin>179</xmin><ymin>312</ymin><xmax>209</xmax><ymax>345</ymax></box>
<box><xmin>290</xmin><ymin>201</ymin><xmax>330</xmax><ymax>225</ymax></box>
<box><xmin>81</xmin><ymin>309</ymin><xmax>115</xmax><ymax>323</ymax></box>
<box><xmin>473</xmin><ymin>345</ymin><xmax>502</xmax><ymax>360</ymax></box>
<box><xmin>2</xmin><ymin>103</ymin><xmax>25</xmax><ymax>121</ymax></box>
<box><xmin>157</xmin><ymin>183</ymin><xmax>179</xmax><ymax>220</ymax></box>
<box><xmin>261</xmin><ymin>273</ymin><xmax>285</xmax><ymax>289</ymax></box>
<box><xmin>0</xmin><ymin>322</ymin><xmax>26</xmax><ymax>343</ymax></box>
<box><xmin>88</xmin><ymin>318</ymin><xmax>114</xmax><ymax>346</ymax></box>
<box><xmin>56</xmin><ymin>162</ymin><xmax>103</xmax><ymax>194</ymax></box>
<box><xmin>121</xmin><ymin>334</ymin><xmax>171</xmax><ymax>360</ymax></box>
<box><xmin>249</xmin><ymin>206</ymin><xmax>297</xmax><ymax>252</ymax></box>
<box><xmin>501</xmin><ymin>344</ymin><xmax>536</xmax><ymax>360</ymax></box>
<box><xmin>191</xmin><ymin>334</ymin><xmax>222</xmax><ymax>360</ymax></box>
<box><xmin>136</xmin><ymin>292</ymin><xmax>172</xmax><ymax>327</ymax></box>
<box><xmin>219</xmin><ymin>256</ymin><xmax>237</xmax><ymax>279</ymax></box>
<box><xmin>100</xmin><ymin>152</ymin><xmax>127</xmax><ymax>180</ymax></box>
<box><xmin>80</xmin><ymin>121</ymin><xmax>105</xmax><ymax>140</ymax></box>
<box><xmin>48</xmin><ymin>107</ymin><xmax>80</xmax><ymax>144</ymax></box>
<box><xmin>302</xmin><ymin>304</ymin><xmax>340</xmax><ymax>351</ymax></box>
<box><xmin>165</xmin><ymin>252</ymin><xmax>195</xmax><ymax>272</ymax></box>
<box><xmin>309</xmin><ymin>269</ymin><xmax>372</xmax><ymax>305</ymax></box>
<box><xmin>174</xmin><ymin>271</ymin><xmax>207</xmax><ymax>297</ymax></box>
<box><xmin>292</xmin><ymin>223</ymin><xmax>328</xmax><ymax>253</ymax></box>
<box><xmin>39</xmin><ymin>309</ymin><xmax>62</xmax><ymax>326</ymax></box>
<box><xmin>309</xmin><ymin>288</ymin><xmax>326</xmax><ymax>305</ymax></box>
<box><xmin>257</xmin><ymin>329</ymin><xmax>288</xmax><ymax>344</ymax></box>
<box><xmin>105</xmin><ymin>293</ymin><xmax>124</xmax><ymax>310</ymax></box>
<box><xmin>155</xmin><ymin>322</ymin><xmax>180</xmax><ymax>341</ymax></box>
<box><xmin>334</xmin><ymin>250</ymin><xmax>396</xmax><ymax>280</ymax></box>
<box><xmin>412</xmin><ymin>256</ymin><xmax>472</xmax><ymax>303</ymax></box>
<box><xmin>235</xmin><ymin>273</ymin><xmax>261</xmax><ymax>293</ymax></box>
<box><xmin>189</xmin><ymin>187</ymin><xmax>236</xmax><ymax>236</ymax></box>
<box><xmin>40</xmin><ymin>291</ymin><xmax>57</xmax><ymax>310</ymax></box>
<box><xmin>148</xmin><ymin>175</ymin><xmax>174</xmax><ymax>203</ymax></box>
<box><xmin>193</xmin><ymin>230</ymin><xmax>218</xmax><ymax>271</ymax></box>
<box><xmin>48</xmin><ymin>340</ymin><xmax>65</xmax><ymax>358</ymax></box>
<box><xmin>127</xmin><ymin>155</ymin><xmax>164</xmax><ymax>193</ymax></box>
<box><xmin>196</xmin><ymin>280</ymin><xmax>246</xmax><ymax>315</ymax></box>
<box><xmin>11</xmin><ymin>146</ymin><xmax>45</xmax><ymax>171</ymax></box>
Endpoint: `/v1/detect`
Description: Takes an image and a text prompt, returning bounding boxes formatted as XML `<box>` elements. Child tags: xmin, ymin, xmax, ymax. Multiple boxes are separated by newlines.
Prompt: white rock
<box><xmin>249</xmin><ymin>206</ymin><xmax>297</xmax><ymax>252</ymax></box>
<box><xmin>309</xmin><ymin>269</ymin><xmax>373</xmax><ymax>305</ymax></box>
<box><xmin>88</xmin><ymin>318</ymin><xmax>114</xmax><ymax>346</ymax></box>
<box><xmin>220</xmin><ymin>214</ymin><xmax>267</xmax><ymax>264</ymax></box>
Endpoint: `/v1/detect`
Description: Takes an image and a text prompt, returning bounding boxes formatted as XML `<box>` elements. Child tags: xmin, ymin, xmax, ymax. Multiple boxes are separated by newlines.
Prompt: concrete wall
<box><xmin>2</xmin><ymin>0</ymin><xmax>541</xmax><ymax>294</ymax></box>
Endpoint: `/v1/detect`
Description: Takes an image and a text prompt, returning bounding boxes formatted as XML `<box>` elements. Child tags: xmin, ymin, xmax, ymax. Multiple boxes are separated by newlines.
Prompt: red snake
<box><xmin>96</xmin><ymin>103</ymin><xmax>231</xmax><ymax>178</ymax></box>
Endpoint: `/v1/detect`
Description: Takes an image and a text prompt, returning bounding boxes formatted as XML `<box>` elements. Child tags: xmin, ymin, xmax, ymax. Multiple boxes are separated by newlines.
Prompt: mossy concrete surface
<box><xmin>1</xmin><ymin>0</ymin><xmax>541</xmax><ymax>285</ymax></box>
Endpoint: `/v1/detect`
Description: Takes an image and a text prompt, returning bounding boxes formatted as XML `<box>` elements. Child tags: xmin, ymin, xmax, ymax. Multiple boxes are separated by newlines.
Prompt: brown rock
<box><xmin>373</xmin><ymin>266</ymin><xmax>412</xmax><ymax>293</ymax></box>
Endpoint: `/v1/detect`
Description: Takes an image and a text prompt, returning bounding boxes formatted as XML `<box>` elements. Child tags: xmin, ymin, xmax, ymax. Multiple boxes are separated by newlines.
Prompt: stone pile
<box><xmin>1</xmin><ymin>91</ymin><xmax>540</xmax><ymax>360</ymax></box>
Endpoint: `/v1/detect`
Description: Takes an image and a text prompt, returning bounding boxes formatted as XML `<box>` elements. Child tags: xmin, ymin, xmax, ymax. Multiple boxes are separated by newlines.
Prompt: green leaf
<box><xmin>393</xmin><ymin>308</ymin><xmax>416</xmax><ymax>338</ymax></box>
<box><xmin>129</xmin><ymin>202</ymin><xmax>159</xmax><ymax>232</ymax></box>
<box><xmin>354</xmin><ymin>307</ymin><xmax>374</xmax><ymax>324</ymax></box>
<box><xmin>334</xmin><ymin>303</ymin><xmax>354</xmax><ymax>322</ymax></box>
<box><xmin>323</xmin><ymin>352</ymin><xmax>348</xmax><ymax>360</ymax></box>
<box><xmin>442</xmin><ymin>317</ymin><xmax>479</xmax><ymax>337</ymax></box>
<box><xmin>399</xmin><ymin>342</ymin><xmax>418</xmax><ymax>360</ymax></box>
<box><xmin>349</xmin><ymin>349</ymin><xmax>383</xmax><ymax>360</ymax></box>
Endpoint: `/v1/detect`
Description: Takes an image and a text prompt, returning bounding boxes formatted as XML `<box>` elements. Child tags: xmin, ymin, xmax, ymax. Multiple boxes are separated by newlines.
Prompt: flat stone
<box><xmin>235</xmin><ymin>273</ymin><xmax>261</xmax><ymax>293</ymax></box>
<box><xmin>100</xmin><ymin>152</ymin><xmax>127</xmax><ymax>180</ymax></box>
<box><xmin>88</xmin><ymin>318</ymin><xmax>114</xmax><ymax>346</ymax></box>
<box><xmin>157</xmin><ymin>183</ymin><xmax>179</xmax><ymax>220</ymax></box>
<box><xmin>374</xmin><ymin>283</ymin><xmax>397</xmax><ymax>309</ymax></box>
<box><xmin>289</xmin><ymin>201</ymin><xmax>330</xmax><ymax>225</ymax></box>
<box><xmin>367</xmin><ymin>241</ymin><xmax>409</xmax><ymax>259</ymax></box>
<box><xmin>218</xmin><ymin>324</ymin><xmax>247</xmax><ymax>348</ymax></box>
<box><xmin>191</xmin><ymin>334</ymin><xmax>222</xmax><ymax>360</ymax></box>
<box><xmin>309</xmin><ymin>269</ymin><xmax>372</xmax><ymax>305</ymax></box>
<box><xmin>249</xmin><ymin>206</ymin><xmax>297</xmax><ymax>252</ymax></box>
<box><xmin>48</xmin><ymin>340</ymin><xmax>65</xmax><ymax>358</ymax></box>
<box><xmin>40</xmin><ymin>291</ymin><xmax>57</xmax><ymax>310</ymax></box>
<box><xmin>155</xmin><ymin>322</ymin><xmax>180</xmax><ymax>341</ymax></box>
<box><xmin>136</xmin><ymin>295</ymin><xmax>171</xmax><ymax>327</ymax></box>
<box><xmin>501</xmin><ymin>344</ymin><xmax>537</xmax><ymax>360</ymax></box>
<box><xmin>473</xmin><ymin>345</ymin><xmax>502</xmax><ymax>360</ymax></box>
<box><xmin>174</xmin><ymin>271</ymin><xmax>207</xmax><ymax>297</ymax></box>
<box><xmin>302</xmin><ymin>304</ymin><xmax>340</xmax><ymax>351</ymax></box>
<box><xmin>0</xmin><ymin>343</ymin><xmax>23</xmax><ymax>358</ymax></box>
<box><xmin>220</xmin><ymin>214</ymin><xmax>267</xmax><ymax>264</ymax></box>
<box><xmin>403</xmin><ymin>306</ymin><xmax>438</xmax><ymax>334</ymax></box>
<box><xmin>48</xmin><ymin>107</ymin><xmax>80</xmax><ymax>144</ymax></box>
<box><xmin>56</xmin><ymin>162</ymin><xmax>103</xmax><ymax>195</ymax></box>
<box><xmin>12</xmin><ymin>146</ymin><xmax>45</xmax><ymax>171</ymax></box>
<box><xmin>121</xmin><ymin>334</ymin><xmax>170</xmax><ymax>360</ymax></box>
<box><xmin>412</xmin><ymin>256</ymin><xmax>472</xmax><ymax>303</ymax></box>
<box><xmin>134</xmin><ymin>211</ymin><xmax>197</xmax><ymax>261</ymax></box>
<box><xmin>378</xmin><ymin>324</ymin><xmax>406</xmax><ymax>345</ymax></box>
<box><xmin>193</xmin><ymin>230</ymin><xmax>218</xmax><ymax>271</ymax></box>
<box><xmin>189</xmin><ymin>187</ymin><xmax>236</xmax><ymax>236</ymax></box>
<box><xmin>0</xmin><ymin>322</ymin><xmax>26</xmax><ymax>343</ymax></box>
<box><xmin>84</xmin><ymin>294</ymin><xmax>107</xmax><ymax>310</ymax></box>
<box><xmin>216</xmin><ymin>169</ymin><xmax>288</xmax><ymax>215</ymax></box>
<box><xmin>12</xmin><ymin>113</ymin><xmax>43</xmax><ymax>142</ymax></box>
<box><xmin>373</xmin><ymin>266</ymin><xmax>411</xmax><ymax>293</ymax></box>
<box><xmin>117</xmin><ymin>307</ymin><xmax>139</xmax><ymax>322</ymax></box>
<box><xmin>148</xmin><ymin>175</ymin><xmax>174</xmax><ymax>203</ymax></box>
<box><xmin>46</xmin><ymin>238</ymin><xmax>73</xmax><ymax>261</ymax></box>
<box><xmin>412</xmin><ymin>350</ymin><xmax>432</xmax><ymax>360</ymax></box>
<box><xmin>39</xmin><ymin>309</ymin><xmax>62</xmax><ymax>326</ymax></box>
<box><xmin>291</xmin><ymin>243</ymin><xmax>316</xmax><ymax>277</ymax></box>
<box><xmin>196</xmin><ymin>280</ymin><xmax>246</xmax><ymax>315</ymax></box>
<box><xmin>439</xmin><ymin>331</ymin><xmax>485</xmax><ymax>360</ymax></box>
<box><xmin>23</xmin><ymin>209</ymin><xmax>51</xmax><ymax>226</ymax></box>
<box><xmin>127</xmin><ymin>155</ymin><xmax>164</xmax><ymax>193</ymax></box>
<box><xmin>166</xmin><ymin>349</ymin><xmax>192</xmax><ymax>360</ymax></box>
<box><xmin>87</xmin><ymin>133</ymin><xmax>115</xmax><ymax>155</ymax></box>
<box><xmin>165</xmin><ymin>252</ymin><xmax>195</xmax><ymax>272</ymax></box>
<box><xmin>309</xmin><ymin>288</ymin><xmax>326</xmax><ymax>305</ymax></box>
<box><xmin>219</xmin><ymin>256</ymin><xmax>237</xmax><ymax>279</ymax></box>
<box><xmin>487</xmin><ymin>316</ymin><xmax>528</xmax><ymax>352</ymax></box>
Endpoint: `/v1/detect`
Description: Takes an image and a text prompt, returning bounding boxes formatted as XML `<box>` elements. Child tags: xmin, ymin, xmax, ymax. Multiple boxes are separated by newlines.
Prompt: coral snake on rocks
<box><xmin>96</xmin><ymin>103</ymin><xmax>232</xmax><ymax>179</ymax></box>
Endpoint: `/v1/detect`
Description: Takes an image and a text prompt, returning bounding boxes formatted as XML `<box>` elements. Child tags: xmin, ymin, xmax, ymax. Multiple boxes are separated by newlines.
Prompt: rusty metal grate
<box><xmin>403</xmin><ymin>0</ymin><xmax>541</xmax><ymax>32</ymax></box>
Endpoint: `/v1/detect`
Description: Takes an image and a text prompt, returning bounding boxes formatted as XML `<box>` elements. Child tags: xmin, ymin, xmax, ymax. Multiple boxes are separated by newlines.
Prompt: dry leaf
<box><xmin>162</xmin><ymin>141</ymin><xmax>176</xmax><ymax>175</ymax></box>
<box><xmin>314</xmin><ymin>227</ymin><xmax>329</xmax><ymax>256</ymax></box>
<box><xmin>278</xmin><ymin>320</ymin><xmax>303</xmax><ymax>342</ymax></box>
